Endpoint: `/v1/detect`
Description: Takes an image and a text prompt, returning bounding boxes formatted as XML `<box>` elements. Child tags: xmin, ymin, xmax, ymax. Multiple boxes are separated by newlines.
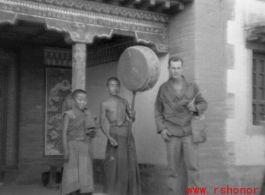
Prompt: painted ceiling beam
<box><xmin>148</xmin><ymin>0</ymin><xmax>184</xmax><ymax>13</ymax></box>
<box><xmin>135</xmin><ymin>0</ymin><xmax>156</xmax><ymax>9</ymax></box>
<box><xmin>118</xmin><ymin>0</ymin><xmax>141</xmax><ymax>6</ymax></box>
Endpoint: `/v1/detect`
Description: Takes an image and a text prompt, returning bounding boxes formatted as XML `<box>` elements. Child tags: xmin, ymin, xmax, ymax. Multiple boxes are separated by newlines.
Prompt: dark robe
<box><xmin>61</xmin><ymin>109</ymin><xmax>96</xmax><ymax>195</ymax></box>
<box><xmin>103</xmin><ymin>98</ymin><xmax>142</xmax><ymax>195</ymax></box>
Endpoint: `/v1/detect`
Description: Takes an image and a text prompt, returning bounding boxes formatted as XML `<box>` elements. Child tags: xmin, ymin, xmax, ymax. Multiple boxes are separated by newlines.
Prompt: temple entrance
<box><xmin>0</xmin><ymin>18</ymin><xmax>146</xmax><ymax>185</ymax></box>
<box><xmin>0</xmin><ymin>20</ymin><xmax>70</xmax><ymax>183</ymax></box>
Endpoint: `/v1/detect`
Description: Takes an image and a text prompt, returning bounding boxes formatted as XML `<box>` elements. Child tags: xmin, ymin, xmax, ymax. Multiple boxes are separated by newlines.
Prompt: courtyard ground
<box><xmin>0</xmin><ymin>183</ymin><xmax>104</xmax><ymax>195</ymax></box>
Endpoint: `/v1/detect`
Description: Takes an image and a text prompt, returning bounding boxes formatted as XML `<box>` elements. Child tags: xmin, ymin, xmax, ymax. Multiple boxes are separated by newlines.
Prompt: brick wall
<box><xmin>168</xmin><ymin>0</ymin><xmax>234</xmax><ymax>194</ymax></box>
<box><xmin>193</xmin><ymin>0</ymin><xmax>231</xmax><ymax>191</ymax></box>
<box><xmin>168</xmin><ymin>2</ymin><xmax>195</xmax><ymax>80</ymax></box>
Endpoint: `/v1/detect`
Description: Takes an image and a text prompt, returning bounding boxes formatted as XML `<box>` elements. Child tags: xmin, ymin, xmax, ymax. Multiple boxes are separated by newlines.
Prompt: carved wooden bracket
<box><xmin>0</xmin><ymin>10</ymin><xmax>16</xmax><ymax>24</ymax></box>
<box><xmin>0</xmin><ymin>0</ymin><xmax>169</xmax><ymax>53</ymax></box>
<box><xmin>45</xmin><ymin>19</ymin><xmax>114</xmax><ymax>44</ymax></box>
<box><xmin>44</xmin><ymin>40</ymin><xmax>152</xmax><ymax>67</ymax></box>
<box><xmin>136</xmin><ymin>32</ymin><xmax>168</xmax><ymax>53</ymax></box>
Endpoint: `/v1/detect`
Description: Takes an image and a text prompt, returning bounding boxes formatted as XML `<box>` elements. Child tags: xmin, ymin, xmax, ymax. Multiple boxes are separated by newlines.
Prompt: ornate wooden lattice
<box><xmin>253</xmin><ymin>53</ymin><xmax>265</xmax><ymax>125</ymax></box>
<box><xmin>44</xmin><ymin>40</ymin><xmax>146</xmax><ymax>67</ymax></box>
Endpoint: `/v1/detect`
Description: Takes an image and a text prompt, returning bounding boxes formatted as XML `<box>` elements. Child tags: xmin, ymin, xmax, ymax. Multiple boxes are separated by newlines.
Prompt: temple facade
<box><xmin>0</xmin><ymin>0</ymin><xmax>265</xmax><ymax>194</ymax></box>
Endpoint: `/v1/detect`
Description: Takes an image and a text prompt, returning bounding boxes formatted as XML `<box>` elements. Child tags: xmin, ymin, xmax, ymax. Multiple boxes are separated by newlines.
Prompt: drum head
<box><xmin>118</xmin><ymin>46</ymin><xmax>160</xmax><ymax>92</ymax></box>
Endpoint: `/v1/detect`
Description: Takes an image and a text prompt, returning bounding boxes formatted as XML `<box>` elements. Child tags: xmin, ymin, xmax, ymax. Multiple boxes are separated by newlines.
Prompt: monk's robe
<box><xmin>103</xmin><ymin>98</ymin><xmax>142</xmax><ymax>195</ymax></box>
<box><xmin>61</xmin><ymin>109</ymin><xmax>96</xmax><ymax>195</ymax></box>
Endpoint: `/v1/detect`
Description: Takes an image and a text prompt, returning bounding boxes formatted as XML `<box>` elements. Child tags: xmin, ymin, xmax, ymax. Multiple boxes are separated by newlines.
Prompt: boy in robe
<box><xmin>61</xmin><ymin>89</ymin><xmax>97</xmax><ymax>195</ymax></box>
<box><xmin>100</xmin><ymin>77</ymin><xmax>141</xmax><ymax>195</ymax></box>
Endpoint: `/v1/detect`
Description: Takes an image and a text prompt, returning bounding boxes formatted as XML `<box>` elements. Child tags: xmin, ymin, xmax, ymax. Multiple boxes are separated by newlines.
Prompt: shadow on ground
<box><xmin>0</xmin><ymin>183</ymin><xmax>104</xmax><ymax>195</ymax></box>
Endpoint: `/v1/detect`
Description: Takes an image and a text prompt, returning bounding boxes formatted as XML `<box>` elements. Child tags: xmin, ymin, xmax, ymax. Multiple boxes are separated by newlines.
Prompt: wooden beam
<box><xmin>179</xmin><ymin>0</ymin><xmax>194</xmax><ymax>3</ymax></box>
<box><xmin>102</xmin><ymin>0</ymin><xmax>118</xmax><ymax>5</ymax></box>
<box><xmin>135</xmin><ymin>0</ymin><xmax>156</xmax><ymax>9</ymax></box>
<box><xmin>117</xmin><ymin>0</ymin><xmax>126</xmax><ymax>3</ymax></box>
<box><xmin>118</xmin><ymin>0</ymin><xmax>141</xmax><ymax>6</ymax></box>
<box><xmin>149</xmin><ymin>0</ymin><xmax>156</xmax><ymax>7</ymax></box>
<box><xmin>166</xmin><ymin>1</ymin><xmax>184</xmax><ymax>13</ymax></box>
<box><xmin>260</xmin><ymin>36</ymin><xmax>265</xmax><ymax>43</ymax></box>
<box><xmin>148</xmin><ymin>0</ymin><xmax>184</xmax><ymax>13</ymax></box>
<box><xmin>92</xmin><ymin>0</ymin><xmax>104</xmax><ymax>3</ymax></box>
<box><xmin>174</xmin><ymin>1</ymin><xmax>184</xmax><ymax>10</ymax></box>
<box><xmin>246</xmin><ymin>35</ymin><xmax>259</xmax><ymax>42</ymax></box>
<box><xmin>164</xmin><ymin>1</ymin><xmax>171</xmax><ymax>9</ymax></box>
<box><xmin>155</xmin><ymin>0</ymin><xmax>171</xmax><ymax>11</ymax></box>
<box><xmin>146</xmin><ymin>0</ymin><xmax>166</xmax><ymax>12</ymax></box>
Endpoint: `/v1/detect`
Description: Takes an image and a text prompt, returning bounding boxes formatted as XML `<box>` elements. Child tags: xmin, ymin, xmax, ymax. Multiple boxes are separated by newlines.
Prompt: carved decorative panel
<box><xmin>86</xmin><ymin>41</ymin><xmax>139</xmax><ymax>66</ymax></box>
<box><xmin>44</xmin><ymin>41</ymin><xmax>146</xmax><ymax>67</ymax></box>
<box><xmin>0</xmin><ymin>0</ymin><xmax>168</xmax><ymax>53</ymax></box>
<box><xmin>44</xmin><ymin>48</ymin><xmax>72</xmax><ymax>67</ymax></box>
<box><xmin>24</xmin><ymin>0</ymin><xmax>169</xmax><ymax>23</ymax></box>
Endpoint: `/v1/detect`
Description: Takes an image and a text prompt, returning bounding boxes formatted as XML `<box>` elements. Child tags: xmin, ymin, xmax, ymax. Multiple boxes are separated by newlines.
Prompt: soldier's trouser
<box><xmin>166</xmin><ymin>135</ymin><xmax>200</xmax><ymax>195</ymax></box>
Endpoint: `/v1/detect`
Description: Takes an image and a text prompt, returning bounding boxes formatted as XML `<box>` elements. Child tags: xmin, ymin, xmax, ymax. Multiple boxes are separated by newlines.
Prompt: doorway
<box><xmin>0</xmin><ymin>52</ymin><xmax>19</xmax><ymax>182</ymax></box>
<box><xmin>0</xmin><ymin>63</ymin><xmax>7</xmax><ymax>181</ymax></box>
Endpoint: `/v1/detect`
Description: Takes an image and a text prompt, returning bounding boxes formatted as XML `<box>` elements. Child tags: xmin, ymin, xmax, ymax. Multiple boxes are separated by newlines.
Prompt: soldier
<box><xmin>155</xmin><ymin>57</ymin><xmax>208</xmax><ymax>195</ymax></box>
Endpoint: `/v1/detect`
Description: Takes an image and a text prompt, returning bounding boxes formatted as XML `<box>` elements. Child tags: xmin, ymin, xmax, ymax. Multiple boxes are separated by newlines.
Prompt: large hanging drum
<box><xmin>118</xmin><ymin>46</ymin><xmax>160</xmax><ymax>92</ymax></box>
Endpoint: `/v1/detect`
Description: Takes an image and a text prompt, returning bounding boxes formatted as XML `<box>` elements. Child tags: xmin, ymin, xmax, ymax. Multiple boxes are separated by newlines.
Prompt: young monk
<box><xmin>61</xmin><ymin>89</ymin><xmax>97</xmax><ymax>195</ymax></box>
<box><xmin>100</xmin><ymin>77</ymin><xmax>141</xmax><ymax>195</ymax></box>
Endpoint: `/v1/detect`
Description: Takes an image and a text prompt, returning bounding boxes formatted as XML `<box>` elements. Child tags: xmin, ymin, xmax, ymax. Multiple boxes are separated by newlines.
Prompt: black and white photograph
<box><xmin>0</xmin><ymin>0</ymin><xmax>264</xmax><ymax>195</ymax></box>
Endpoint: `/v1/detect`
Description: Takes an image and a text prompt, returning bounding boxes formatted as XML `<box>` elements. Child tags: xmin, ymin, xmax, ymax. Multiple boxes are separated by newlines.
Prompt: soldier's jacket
<box><xmin>155</xmin><ymin>76</ymin><xmax>208</xmax><ymax>137</ymax></box>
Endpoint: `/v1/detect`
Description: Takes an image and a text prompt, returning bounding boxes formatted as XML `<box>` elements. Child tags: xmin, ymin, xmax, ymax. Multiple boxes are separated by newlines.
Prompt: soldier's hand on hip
<box><xmin>161</xmin><ymin>129</ymin><xmax>172</xmax><ymax>142</ymax></box>
<box><xmin>187</xmin><ymin>103</ymin><xmax>197</xmax><ymax>112</ymax></box>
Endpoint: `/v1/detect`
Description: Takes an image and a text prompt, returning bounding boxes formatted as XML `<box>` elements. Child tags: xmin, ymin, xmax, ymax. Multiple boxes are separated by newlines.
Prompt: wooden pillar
<box><xmin>72</xmin><ymin>43</ymin><xmax>87</xmax><ymax>91</ymax></box>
